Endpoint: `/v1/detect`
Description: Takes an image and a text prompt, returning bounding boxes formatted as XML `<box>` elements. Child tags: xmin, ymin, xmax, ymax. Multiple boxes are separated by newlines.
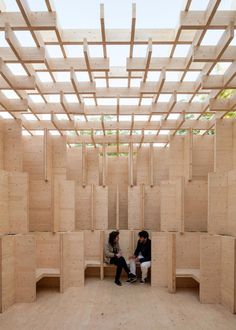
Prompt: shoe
<box><xmin>115</xmin><ymin>280</ymin><xmax>122</xmax><ymax>286</ymax></box>
<box><xmin>129</xmin><ymin>276</ymin><xmax>137</xmax><ymax>283</ymax></box>
<box><xmin>140</xmin><ymin>279</ymin><xmax>146</xmax><ymax>284</ymax></box>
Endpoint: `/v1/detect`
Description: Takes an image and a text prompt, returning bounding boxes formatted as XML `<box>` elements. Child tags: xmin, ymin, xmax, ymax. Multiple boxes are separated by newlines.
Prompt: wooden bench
<box><xmin>35</xmin><ymin>268</ymin><xmax>60</xmax><ymax>282</ymax></box>
<box><xmin>176</xmin><ymin>268</ymin><xmax>200</xmax><ymax>283</ymax></box>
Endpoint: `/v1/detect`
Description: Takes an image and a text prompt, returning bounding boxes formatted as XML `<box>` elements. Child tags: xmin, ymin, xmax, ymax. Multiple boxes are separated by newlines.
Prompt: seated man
<box><xmin>129</xmin><ymin>230</ymin><xmax>151</xmax><ymax>284</ymax></box>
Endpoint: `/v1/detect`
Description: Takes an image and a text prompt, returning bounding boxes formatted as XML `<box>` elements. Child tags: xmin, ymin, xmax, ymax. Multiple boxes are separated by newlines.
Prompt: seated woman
<box><xmin>104</xmin><ymin>231</ymin><xmax>136</xmax><ymax>286</ymax></box>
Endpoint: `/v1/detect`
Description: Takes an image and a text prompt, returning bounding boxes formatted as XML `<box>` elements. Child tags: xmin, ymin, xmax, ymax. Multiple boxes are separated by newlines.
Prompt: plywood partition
<box><xmin>102</xmin><ymin>144</ymin><xmax>107</xmax><ymax>187</ymax></box>
<box><xmin>144</xmin><ymin>186</ymin><xmax>160</xmax><ymax>231</ymax></box>
<box><xmin>82</xmin><ymin>142</ymin><xmax>86</xmax><ymax>187</ymax></box>
<box><xmin>0</xmin><ymin>171</ymin><xmax>9</xmax><ymax>234</ymax></box>
<box><xmin>3</xmin><ymin>119</ymin><xmax>22</xmax><ymax>172</ymax></box>
<box><xmin>53</xmin><ymin>177</ymin><xmax>75</xmax><ymax>232</ymax></box>
<box><xmin>151</xmin><ymin>232</ymin><xmax>169</xmax><ymax>287</ymax></box>
<box><xmin>227</xmin><ymin>169</ymin><xmax>236</xmax><ymax>236</ymax></box>
<box><xmin>129</xmin><ymin>143</ymin><xmax>134</xmax><ymax>187</ymax></box>
<box><xmin>215</xmin><ymin>119</ymin><xmax>236</xmax><ymax>172</ymax></box>
<box><xmin>200</xmin><ymin>235</ymin><xmax>221</xmax><ymax>304</ymax></box>
<box><xmin>0</xmin><ymin>171</ymin><xmax>29</xmax><ymax>234</ymax></box>
<box><xmin>116</xmin><ymin>185</ymin><xmax>119</xmax><ymax>230</ymax></box>
<box><xmin>0</xmin><ymin>234</ymin><xmax>36</xmax><ymax>313</ymax></box>
<box><xmin>61</xmin><ymin>232</ymin><xmax>84</xmax><ymax>291</ymax></box>
<box><xmin>160</xmin><ymin>177</ymin><xmax>184</xmax><ymax>232</ymax></box>
<box><xmin>149</xmin><ymin>143</ymin><xmax>154</xmax><ymax>186</ymax></box>
<box><xmin>0</xmin><ymin>235</ymin><xmax>15</xmax><ymax>312</ymax></box>
<box><xmin>76</xmin><ymin>185</ymin><xmax>108</xmax><ymax>230</ymax></box>
<box><xmin>221</xmin><ymin>236</ymin><xmax>236</xmax><ymax>314</ymax></box>
<box><xmin>14</xmin><ymin>235</ymin><xmax>36</xmax><ymax>303</ymax></box>
<box><xmin>176</xmin><ymin>232</ymin><xmax>200</xmax><ymax>269</ymax></box>
<box><xmin>128</xmin><ymin>186</ymin><xmax>141</xmax><ymax>229</ymax></box>
<box><xmin>184</xmin><ymin>180</ymin><xmax>207</xmax><ymax>232</ymax></box>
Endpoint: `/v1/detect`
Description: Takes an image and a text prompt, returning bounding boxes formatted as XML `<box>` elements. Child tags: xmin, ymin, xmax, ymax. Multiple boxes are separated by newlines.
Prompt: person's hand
<box><xmin>116</xmin><ymin>253</ymin><xmax>122</xmax><ymax>258</ymax></box>
<box><xmin>129</xmin><ymin>255</ymin><xmax>135</xmax><ymax>260</ymax></box>
<box><xmin>135</xmin><ymin>257</ymin><xmax>140</xmax><ymax>262</ymax></box>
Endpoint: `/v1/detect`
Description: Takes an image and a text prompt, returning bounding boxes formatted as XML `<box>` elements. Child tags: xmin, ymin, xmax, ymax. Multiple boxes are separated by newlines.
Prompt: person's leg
<box><xmin>118</xmin><ymin>256</ymin><xmax>130</xmax><ymax>275</ymax></box>
<box><xmin>129</xmin><ymin>258</ymin><xmax>136</xmax><ymax>275</ymax></box>
<box><xmin>110</xmin><ymin>257</ymin><xmax>123</xmax><ymax>285</ymax></box>
<box><xmin>140</xmin><ymin>261</ymin><xmax>151</xmax><ymax>282</ymax></box>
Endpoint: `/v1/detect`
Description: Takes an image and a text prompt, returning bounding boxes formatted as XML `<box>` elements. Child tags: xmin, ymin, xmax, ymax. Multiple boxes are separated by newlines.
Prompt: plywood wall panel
<box><xmin>8</xmin><ymin>172</ymin><xmax>29</xmax><ymax>234</ymax></box>
<box><xmin>151</xmin><ymin>232</ymin><xmax>168</xmax><ymax>287</ymax></box>
<box><xmin>0</xmin><ymin>235</ymin><xmax>15</xmax><ymax>312</ymax></box>
<box><xmin>160</xmin><ymin>178</ymin><xmax>184</xmax><ymax>232</ymax></box>
<box><xmin>227</xmin><ymin>169</ymin><xmax>236</xmax><ymax>236</ymax></box>
<box><xmin>221</xmin><ymin>236</ymin><xmax>236</xmax><ymax>314</ymax></box>
<box><xmin>75</xmin><ymin>185</ymin><xmax>91</xmax><ymax>230</ymax></box>
<box><xmin>3</xmin><ymin>120</ymin><xmax>22</xmax><ymax>172</ymax></box>
<box><xmin>0</xmin><ymin>171</ymin><xmax>9</xmax><ymax>234</ymax></box>
<box><xmin>184</xmin><ymin>180</ymin><xmax>207</xmax><ymax>232</ymax></box>
<box><xmin>192</xmin><ymin>136</ymin><xmax>214</xmax><ymax>179</ymax></box>
<box><xmin>29</xmin><ymin>180</ymin><xmax>52</xmax><ymax>231</ymax></box>
<box><xmin>94</xmin><ymin>186</ymin><xmax>108</xmax><ymax>230</ymax></box>
<box><xmin>200</xmin><ymin>235</ymin><xmax>221</xmax><ymax>304</ymax></box>
<box><xmin>137</xmin><ymin>147</ymin><xmax>149</xmax><ymax>184</ymax></box>
<box><xmin>176</xmin><ymin>232</ymin><xmax>200</xmax><ymax>269</ymax></box>
<box><xmin>144</xmin><ymin>186</ymin><xmax>160</xmax><ymax>231</ymax></box>
<box><xmin>208</xmin><ymin>172</ymin><xmax>228</xmax><ymax>235</ymax></box>
<box><xmin>128</xmin><ymin>186</ymin><xmax>141</xmax><ymax>229</ymax></box>
<box><xmin>14</xmin><ymin>235</ymin><xmax>36</xmax><ymax>303</ymax></box>
<box><xmin>34</xmin><ymin>232</ymin><xmax>61</xmax><ymax>269</ymax></box>
<box><xmin>61</xmin><ymin>232</ymin><xmax>84</xmax><ymax>291</ymax></box>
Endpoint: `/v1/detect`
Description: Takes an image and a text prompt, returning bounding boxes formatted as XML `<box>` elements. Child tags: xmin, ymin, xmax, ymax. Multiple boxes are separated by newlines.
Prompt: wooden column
<box><xmin>129</xmin><ymin>142</ymin><xmax>134</xmax><ymax>187</ymax></box>
<box><xmin>43</xmin><ymin>128</ymin><xmax>48</xmax><ymax>182</ymax></box>
<box><xmin>82</xmin><ymin>142</ymin><xmax>86</xmax><ymax>187</ymax></box>
<box><xmin>91</xmin><ymin>184</ymin><xmax>94</xmax><ymax>231</ymax></box>
<box><xmin>188</xmin><ymin>128</ymin><xmax>193</xmax><ymax>181</ymax></box>
<box><xmin>140</xmin><ymin>184</ymin><xmax>145</xmax><ymax>230</ymax></box>
<box><xmin>167</xmin><ymin>233</ymin><xmax>176</xmax><ymax>293</ymax></box>
<box><xmin>100</xmin><ymin>230</ymin><xmax>104</xmax><ymax>280</ymax></box>
<box><xmin>102</xmin><ymin>143</ymin><xmax>107</xmax><ymax>187</ymax></box>
<box><xmin>149</xmin><ymin>142</ymin><xmax>154</xmax><ymax>187</ymax></box>
<box><xmin>116</xmin><ymin>184</ymin><xmax>119</xmax><ymax>230</ymax></box>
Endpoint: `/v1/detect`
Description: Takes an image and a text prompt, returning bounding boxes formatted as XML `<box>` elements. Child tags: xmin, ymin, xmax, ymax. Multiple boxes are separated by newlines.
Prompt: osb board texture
<box><xmin>184</xmin><ymin>180</ymin><xmax>207</xmax><ymax>232</ymax></box>
<box><xmin>176</xmin><ymin>232</ymin><xmax>200</xmax><ymax>269</ymax></box>
<box><xmin>107</xmin><ymin>157</ymin><xmax>128</xmax><ymax>229</ymax></box>
<box><xmin>200</xmin><ymin>235</ymin><xmax>221</xmax><ymax>304</ymax></box>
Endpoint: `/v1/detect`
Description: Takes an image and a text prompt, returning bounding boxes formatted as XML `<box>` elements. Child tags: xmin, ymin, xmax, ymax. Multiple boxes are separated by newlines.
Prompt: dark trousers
<box><xmin>110</xmin><ymin>256</ymin><xmax>130</xmax><ymax>281</ymax></box>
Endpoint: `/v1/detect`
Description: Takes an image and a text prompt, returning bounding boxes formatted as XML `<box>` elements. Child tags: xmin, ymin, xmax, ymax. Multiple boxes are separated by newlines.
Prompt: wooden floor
<box><xmin>0</xmin><ymin>278</ymin><xmax>236</xmax><ymax>330</ymax></box>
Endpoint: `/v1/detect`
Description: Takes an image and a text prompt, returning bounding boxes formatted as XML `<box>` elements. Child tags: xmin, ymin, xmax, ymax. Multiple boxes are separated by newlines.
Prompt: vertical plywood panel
<box><xmin>4</xmin><ymin>120</ymin><xmax>22</xmax><ymax>172</ymax></box>
<box><xmin>0</xmin><ymin>235</ymin><xmax>15</xmax><ymax>312</ymax></box>
<box><xmin>0</xmin><ymin>171</ymin><xmax>9</xmax><ymax>234</ymax></box>
<box><xmin>192</xmin><ymin>136</ymin><xmax>214</xmax><ymax>179</ymax></box>
<box><xmin>0</xmin><ymin>121</ymin><xmax>4</xmax><ymax>170</ymax></box>
<box><xmin>61</xmin><ymin>232</ymin><xmax>84</xmax><ymax>291</ymax></box>
<box><xmin>84</xmin><ymin>230</ymin><xmax>101</xmax><ymax>262</ymax></box>
<box><xmin>75</xmin><ymin>185</ymin><xmax>91</xmax><ymax>230</ymax></box>
<box><xmin>184</xmin><ymin>180</ymin><xmax>207</xmax><ymax>232</ymax></box>
<box><xmin>15</xmin><ymin>235</ymin><xmax>36</xmax><ymax>303</ymax></box>
<box><xmin>34</xmin><ymin>232</ymin><xmax>61</xmax><ymax>269</ymax></box>
<box><xmin>67</xmin><ymin>148</ymin><xmax>83</xmax><ymax>183</ymax></box>
<box><xmin>52</xmin><ymin>136</ymin><xmax>67</xmax><ymax>176</ymax></box>
<box><xmin>29</xmin><ymin>180</ymin><xmax>52</xmax><ymax>231</ymax></box>
<box><xmin>208</xmin><ymin>172</ymin><xmax>228</xmax><ymax>235</ymax></box>
<box><xmin>200</xmin><ymin>235</ymin><xmax>221</xmax><ymax>304</ymax></box>
<box><xmin>176</xmin><ymin>232</ymin><xmax>200</xmax><ymax>269</ymax></box>
<box><xmin>144</xmin><ymin>186</ymin><xmax>160</xmax><ymax>231</ymax></box>
<box><xmin>128</xmin><ymin>186</ymin><xmax>141</xmax><ymax>229</ymax></box>
<box><xmin>161</xmin><ymin>178</ymin><xmax>184</xmax><ymax>232</ymax></box>
<box><xmin>8</xmin><ymin>172</ymin><xmax>29</xmax><ymax>234</ymax></box>
<box><xmin>94</xmin><ymin>186</ymin><xmax>108</xmax><ymax>230</ymax></box>
<box><xmin>221</xmin><ymin>236</ymin><xmax>236</xmax><ymax>314</ymax></box>
<box><xmin>227</xmin><ymin>169</ymin><xmax>236</xmax><ymax>236</ymax></box>
<box><xmin>151</xmin><ymin>232</ymin><xmax>168</xmax><ymax>287</ymax></box>
<box><xmin>215</xmin><ymin>119</ymin><xmax>235</xmax><ymax>172</ymax></box>
<box><xmin>137</xmin><ymin>147</ymin><xmax>149</xmax><ymax>184</ymax></box>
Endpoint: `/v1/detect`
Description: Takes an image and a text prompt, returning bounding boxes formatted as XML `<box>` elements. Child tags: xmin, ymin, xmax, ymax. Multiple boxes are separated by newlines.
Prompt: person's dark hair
<box><xmin>138</xmin><ymin>230</ymin><xmax>149</xmax><ymax>239</ymax></box>
<box><xmin>109</xmin><ymin>231</ymin><xmax>119</xmax><ymax>246</ymax></box>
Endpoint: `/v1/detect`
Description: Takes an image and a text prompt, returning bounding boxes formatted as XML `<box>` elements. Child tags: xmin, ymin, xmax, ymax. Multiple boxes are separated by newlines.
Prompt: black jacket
<box><xmin>134</xmin><ymin>238</ymin><xmax>151</xmax><ymax>263</ymax></box>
